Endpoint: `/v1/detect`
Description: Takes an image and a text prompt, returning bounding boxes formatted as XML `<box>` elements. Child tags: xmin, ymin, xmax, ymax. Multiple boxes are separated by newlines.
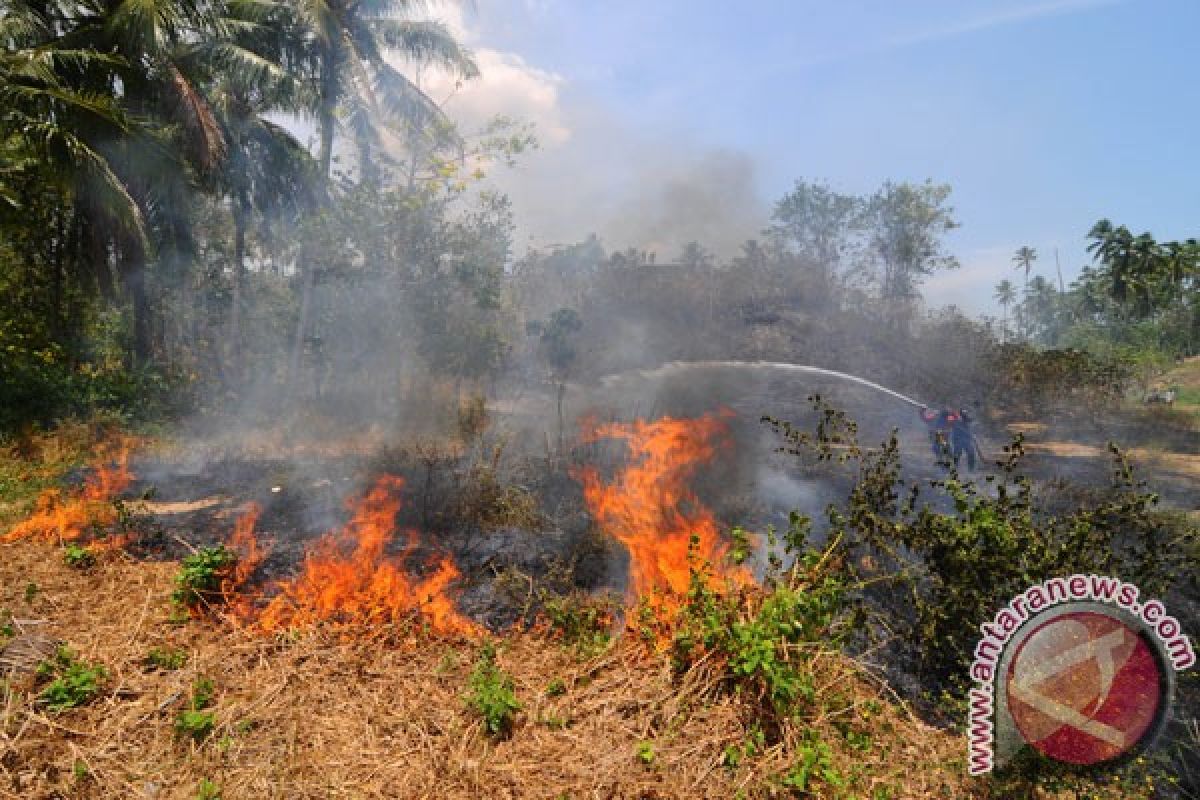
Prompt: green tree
<box><xmin>993</xmin><ymin>279</ymin><xmax>1016</xmax><ymax>342</ymax></box>
<box><xmin>526</xmin><ymin>308</ymin><xmax>583</xmax><ymax>454</ymax></box>
<box><xmin>863</xmin><ymin>180</ymin><xmax>959</xmax><ymax>313</ymax></box>
<box><xmin>767</xmin><ymin>179</ymin><xmax>861</xmax><ymax>286</ymax></box>
<box><xmin>286</xmin><ymin>0</ymin><xmax>479</xmax><ymax>383</ymax></box>
<box><xmin>1011</xmin><ymin>246</ymin><xmax>1037</xmax><ymax>337</ymax></box>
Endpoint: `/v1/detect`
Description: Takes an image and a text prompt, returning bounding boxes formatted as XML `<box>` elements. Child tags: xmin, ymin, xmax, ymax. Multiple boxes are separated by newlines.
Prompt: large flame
<box><xmin>254</xmin><ymin>476</ymin><xmax>478</xmax><ymax>637</ymax></box>
<box><xmin>3</xmin><ymin>443</ymin><xmax>134</xmax><ymax>550</ymax></box>
<box><xmin>574</xmin><ymin>410</ymin><xmax>748</xmax><ymax>620</ymax></box>
<box><xmin>219</xmin><ymin>503</ymin><xmax>268</xmax><ymax>616</ymax></box>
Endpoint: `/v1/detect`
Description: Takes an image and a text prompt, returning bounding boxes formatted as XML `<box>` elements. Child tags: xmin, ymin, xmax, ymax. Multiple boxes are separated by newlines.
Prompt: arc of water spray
<box><xmin>599</xmin><ymin>361</ymin><xmax>928</xmax><ymax>409</ymax></box>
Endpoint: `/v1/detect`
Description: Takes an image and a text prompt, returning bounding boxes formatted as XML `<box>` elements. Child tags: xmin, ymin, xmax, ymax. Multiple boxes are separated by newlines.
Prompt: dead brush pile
<box><xmin>0</xmin><ymin>537</ymin><xmax>983</xmax><ymax>800</ymax></box>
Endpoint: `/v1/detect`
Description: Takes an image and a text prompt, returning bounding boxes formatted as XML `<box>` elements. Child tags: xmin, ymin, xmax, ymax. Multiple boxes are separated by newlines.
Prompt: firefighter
<box><xmin>918</xmin><ymin>407</ymin><xmax>952</xmax><ymax>464</ymax></box>
<box><xmin>950</xmin><ymin>408</ymin><xmax>980</xmax><ymax>471</ymax></box>
<box><xmin>919</xmin><ymin>406</ymin><xmax>980</xmax><ymax>470</ymax></box>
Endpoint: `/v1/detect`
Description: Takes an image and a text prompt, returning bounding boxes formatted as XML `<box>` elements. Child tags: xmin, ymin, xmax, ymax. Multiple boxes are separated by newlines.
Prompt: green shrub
<box><xmin>765</xmin><ymin>396</ymin><xmax>1196</xmax><ymax>690</ymax></box>
<box><xmin>145</xmin><ymin>647</ymin><xmax>187</xmax><ymax>671</ymax></box>
<box><xmin>780</xmin><ymin>732</ymin><xmax>846</xmax><ymax>794</ymax></box>
<box><xmin>466</xmin><ymin>642</ymin><xmax>521</xmax><ymax>738</ymax></box>
<box><xmin>171</xmin><ymin>546</ymin><xmax>238</xmax><ymax>609</ymax></box>
<box><xmin>540</xmin><ymin>592</ymin><xmax>616</xmax><ymax>657</ymax></box>
<box><xmin>670</xmin><ymin>519</ymin><xmax>847</xmax><ymax>717</ymax></box>
<box><xmin>195</xmin><ymin>778</ymin><xmax>221</xmax><ymax>800</ymax></box>
<box><xmin>36</xmin><ymin>646</ymin><xmax>106</xmax><ymax>712</ymax></box>
<box><xmin>175</xmin><ymin>710</ymin><xmax>215</xmax><ymax>742</ymax></box>
<box><xmin>63</xmin><ymin>544</ymin><xmax>95</xmax><ymax>569</ymax></box>
<box><xmin>175</xmin><ymin>677</ymin><xmax>217</xmax><ymax>742</ymax></box>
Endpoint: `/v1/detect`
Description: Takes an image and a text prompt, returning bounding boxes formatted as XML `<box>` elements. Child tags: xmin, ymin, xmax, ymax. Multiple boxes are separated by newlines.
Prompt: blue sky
<box><xmin>439</xmin><ymin>0</ymin><xmax>1199</xmax><ymax>313</ymax></box>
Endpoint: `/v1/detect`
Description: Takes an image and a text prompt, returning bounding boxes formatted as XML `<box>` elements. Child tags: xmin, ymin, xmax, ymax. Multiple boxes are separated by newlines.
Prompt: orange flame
<box><xmin>574</xmin><ymin>410</ymin><xmax>750</xmax><ymax>624</ymax></box>
<box><xmin>254</xmin><ymin>476</ymin><xmax>478</xmax><ymax>637</ymax></box>
<box><xmin>219</xmin><ymin>504</ymin><xmax>268</xmax><ymax>615</ymax></box>
<box><xmin>3</xmin><ymin>444</ymin><xmax>134</xmax><ymax>550</ymax></box>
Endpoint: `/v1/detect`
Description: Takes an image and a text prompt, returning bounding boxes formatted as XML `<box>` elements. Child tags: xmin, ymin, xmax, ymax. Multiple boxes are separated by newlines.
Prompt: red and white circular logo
<box><xmin>1005</xmin><ymin>611</ymin><xmax>1164</xmax><ymax>765</ymax></box>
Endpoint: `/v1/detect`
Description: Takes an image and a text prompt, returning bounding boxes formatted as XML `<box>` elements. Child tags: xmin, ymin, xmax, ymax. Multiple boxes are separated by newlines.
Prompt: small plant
<box><xmin>195</xmin><ymin>778</ymin><xmax>221</xmax><ymax>800</ymax></box>
<box><xmin>171</xmin><ymin>545</ymin><xmax>238</xmax><ymax>609</ymax></box>
<box><xmin>540</xmin><ymin>713</ymin><xmax>568</xmax><ymax>730</ymax></box>
<box><xmin>466</xmin><ymin>642</ymin><xmax>521</xmax><ymax>738</ymax></box>
<box><xmin>545</xmin><ymin>678</ymin><xmax>567</xmax><ymax>697</ymax></box>
<box><xmin>723</xmin><ymin>725</ymin><xmax>765</xmax><ymax>769</ymax></box>
<box><xmin>24</xmin><ymin>582</ymin><xmax>38</xmax><ymax>603</ymax></box>
<box><xmin>72</xmin><ymin>760</ymin><xmax>89</xmax><ymax>781</ymax></box>
<box><xmin>63</xmin><ymin>543</ymin><xmax>95</xmax><ymax>569</ymax></box>
<box><xmin>781</xmin><ymin>732</ymin><xmax>846</xmax><ymax>794</ymax></box>
<box><xmin>636</xmin><ymin>740</ymin><xmax>656</xmax><ymax>765</ymax></box>
<box><xmin>36</xmin><ymin>646</ymin><xmax>106</xmax><ymax>712</ymax></box>
<box><xmin>176</xmin><ymin>710</ymin><xmax>215</xmax><ymax>742</ymax></box>
<box><xmin>145</xmin><ymin>646</ymin><xmax>187</xmax><ymax>671</ymax></box>
<box><xmin>540</xmin><ymin>591</ymin><xmax>615</xmax><ymax>658</ymax></box>
<box><xmin>175</xmin><ymin>676</ymin><xmax>216</xmax><ymax>742</ymax></box>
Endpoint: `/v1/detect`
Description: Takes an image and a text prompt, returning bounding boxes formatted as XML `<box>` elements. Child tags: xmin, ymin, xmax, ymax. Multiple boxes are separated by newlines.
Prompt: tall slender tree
<box><xmin>1011</xmin><ymin>246</ymin><xmax>1037</xmax><ymax>337</ymax></box>
<box><xmin>993</xmin><ymin>279</ymin><xmax>1016</xmax><ymax>342</ymax></box>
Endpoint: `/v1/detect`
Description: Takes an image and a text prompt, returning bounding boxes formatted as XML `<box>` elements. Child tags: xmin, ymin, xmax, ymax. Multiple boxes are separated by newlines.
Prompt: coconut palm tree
<box><xmin>993</xmin><ymin>279</ymin><xmax>1016</xmax><ymax>341</ymax></box>
<box><xmin>289</xmin><ymin>0</ymin><xmax>479</xmax><ymax>181</ymax></box>
<box><xmin>284</xmin><ymin>0</ymin><xmax>479</xmax><ymax>382</ymax></box>
<box><xmin>1011</xmin><ymin>246</ymin><xmax>1036</xmax><ymax>337</ymax></box>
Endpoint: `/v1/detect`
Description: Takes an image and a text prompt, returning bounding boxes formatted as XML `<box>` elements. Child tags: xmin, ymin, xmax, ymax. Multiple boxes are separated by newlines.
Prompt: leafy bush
<box><xmin>175</xmin><ymin>677</ymin><xmax>217</xmax><ymax>742</ymax></box>
<box><xmin>195</xmin><ymin>778</ymin><xmax>221</xmax><ymax>800</ymax></box>
<box><xmin>36</xmin><ymin>646</ymin><xmax>106</xmax><ymax>712</ymax></box>
<box><xmin>171</xmin><ymin>546</ymin><xmax>238</xmax><ymax>609</ymax></box>
<box><xmin>766</xmin><ymin>397</ymin><xmax>1196</xmax><ymax>689</ymax></box>
<box><xmin>466</xmin><ymin>642</ymin><xmax>521</xmax><ymax>737</ymax></box>
<box><xmin>540</xmin><ymin>591</ymin><xmax>616</xmax><ymax>657</ymax></box>
<box><xmin>670</xmin><ymin>520</ymin><xmax>847</xmax><ymax>717</ymax></box>
<box><xmin>63</xmin><ymin>544</ymin><xmax>95</xmax><ymax>569</ymax></box>
<box><xmin>145</xmin><ymin>647</ymin><xmax>187</xmax><ymax>671</ymax></box>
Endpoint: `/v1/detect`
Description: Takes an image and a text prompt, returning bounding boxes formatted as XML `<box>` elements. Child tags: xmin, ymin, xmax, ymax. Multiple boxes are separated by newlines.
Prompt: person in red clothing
<box><xmin>918</xmin><ymin>407</ymin><xmax>980</xmax><ymax>470</ymax></box>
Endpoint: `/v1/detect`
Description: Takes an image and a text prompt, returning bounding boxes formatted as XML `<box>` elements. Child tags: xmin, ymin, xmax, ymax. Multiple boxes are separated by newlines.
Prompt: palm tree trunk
<box><xmin>229</xmin><ymin>200</ymin><xmax>247</xmax><ymax>384</ymax></box>
<box><xmin>292</xmin><ymin>64</ymin><xmax>336</xmax><ymax>392</ymax></box>
<box><xmin>120</xmin><ymin>237</ymin><xmax>152</xmax><ymax>368</ymax></box>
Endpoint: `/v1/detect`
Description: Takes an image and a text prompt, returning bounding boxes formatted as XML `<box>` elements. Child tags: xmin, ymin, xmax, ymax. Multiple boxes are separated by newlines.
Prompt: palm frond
<box><xmin>167</xmin><ymin>63</ymin><xmax>227</xmax><ymax>173</ymax></box>
<box><xmin>371</xmin><ymin>18</ymin><xmax>478</xmax><ymax>78</ymax></box>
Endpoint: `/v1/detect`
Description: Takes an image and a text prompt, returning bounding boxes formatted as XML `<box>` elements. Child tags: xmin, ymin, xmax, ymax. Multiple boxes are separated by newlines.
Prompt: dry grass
<box><xmin>0</xmin><ymin>538</ymin><xmax>988</xmax><ymax>800</ymax></box>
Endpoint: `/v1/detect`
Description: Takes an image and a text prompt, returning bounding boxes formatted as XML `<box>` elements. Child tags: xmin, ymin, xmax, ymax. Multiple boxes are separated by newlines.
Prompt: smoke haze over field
<box><xmin>413</xmin><ymin>0</ymin><xmax>1200</xmax><ymax>315</ymax></box>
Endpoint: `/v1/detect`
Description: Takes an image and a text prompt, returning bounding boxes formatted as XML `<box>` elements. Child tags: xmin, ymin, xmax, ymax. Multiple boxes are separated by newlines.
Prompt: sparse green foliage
<box><xmin>766</xmin><ymin>395</ymin><xmax>1196</xmax><ymax>691</ymax></box>
<box><xmin>145</xmin><ymin>647</ymin><xmax>187</xmax><ymax>671</ymax></box>
<box><xmin>671</xmin><ymin>526</ymin><xmax>846</xmax><ymax>717</ymax></box>
<box><xmin>63</xmin><ymin>543</ymin><xmax>95</xmax><ymax>569</ymax></box>
<box><xmin>545</xmin><ymin>678</ymin><xmax>567</xmax><ymax>697</ymax></box>
<box><xmin>466</xmin><ymin>642</ymin><xmax>521</xmax><ymax>738</ymax></box>
<box><xmin>175</xmin><ymin>677</ymin><xmax>217</xmax><ymax>742</ymax></box>
<box><xmin>636</xmin><ymin>740</ymin><xmax>655</xmax><ymax>765</ymax></box>
<box><xmin>36</xmin><ymin>646</ymin><xmax>106</xmax><ymax>712</ymax></box>
<box><xmin>540</xmin><ymin>592</ymin><xmax>615</xmax><ymax>657</ymax></box>
<box><xmin>24</xmin><ymin>582</ymin><xmax>38</xmax><ymax>603</ymax></box>
<box><xmin>781</xmin><ymin>732</ymin><xmax>845</xmax><ymax>794</ymax></box>
<box><xmin>195</xmin><ymin>778</ymin><xmax>221</xmax><ymax>800</ymax></box>
<box><xmin>171</xmin><ymin>546</ymin><xmax>238</xmax><ymax>609</ymax></box>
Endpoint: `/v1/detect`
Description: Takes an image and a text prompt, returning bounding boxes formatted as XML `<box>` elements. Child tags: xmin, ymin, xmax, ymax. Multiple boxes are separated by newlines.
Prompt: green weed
<box><xmin>36</xmin><ymin>646</ymin><xmax>106</xmax><ymax>712</ymax></box>
<box><xmin>145</xmin><ymin>646</ymin><xmax>187</xmax><ymax>671</ymax></box>
<box><xmin>466</xmin><ymin>642</ymin><xmax>521</xmax><ymax>738</ymax></box>
<box><xmin>175</xmin><ymin>676</ymin><xmax>217</xmax><ymax>742</ymax></box>
<box><xmin>63</xmin><ymin>543</ymin><xmax>95</xmax><ymax>569</ymax></box>
<box><xmin>195</xmin><ymin>778</ymin><xmax>221</xmax><ymax>800</ymax></box>
<box><xmin>171</xmin><ymin>545</ymin><xmax>238</xmax><ymax>609</ymax></box>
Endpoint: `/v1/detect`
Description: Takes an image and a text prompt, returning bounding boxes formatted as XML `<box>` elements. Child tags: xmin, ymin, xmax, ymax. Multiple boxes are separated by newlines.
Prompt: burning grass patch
<box><xmin>0</xmin><ymin>536</ymin><xmax>991</xmax><ymax>799</ymax></box>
